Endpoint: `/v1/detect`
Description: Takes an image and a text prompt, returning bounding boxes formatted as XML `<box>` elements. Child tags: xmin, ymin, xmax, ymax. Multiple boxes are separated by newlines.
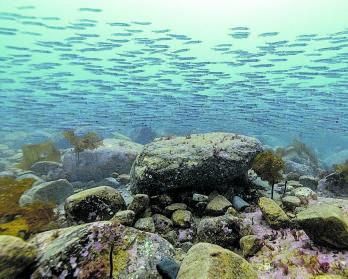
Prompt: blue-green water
<box><xmin>0</xmin><ymin>0</ymin><xmax>348</xmax><ymax>160</ymax></box>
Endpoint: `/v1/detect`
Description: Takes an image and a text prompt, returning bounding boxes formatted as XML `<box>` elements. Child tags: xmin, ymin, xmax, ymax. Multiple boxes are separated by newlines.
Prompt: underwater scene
<box><xmin>0</xmin><ymin>0</ymin><xmax>347</xmax><ymax>278</ymax></box>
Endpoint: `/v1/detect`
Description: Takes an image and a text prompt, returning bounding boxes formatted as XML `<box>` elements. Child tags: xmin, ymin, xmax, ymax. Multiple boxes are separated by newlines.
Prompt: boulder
<box><xmin>177</xmin><ymin>242</ymin><xmax>257</xmax><ymax>279</ymax></box>
<box><xmin>239</xmin><ymin>235</ymin><xmax>263</xmax><ymax>257</ymax></box>
<box><xmin>111</xmin><ymin>210</ymin><xmax>135</xmax><ymax>226</ymax></box>
<box><xmin>0</xmin><ymin>235</ymin><xmax>37</xmax><ymax>279</ymax></box>
<box><xmin>130</xmin><ymin>133</ymin><xmax>262</xmax><ymax>195</ymax></box>
<box><xmin>127</xmin><ymin>194</ymin><xmax>150</xmax><ymax>217</ymax></box>
<box><xmin>62</xmin><ymin>138</ymin><xmax>143</xmax><ymax>182</ymax></box>
<box><xmin>258</xmin><ymin>197</ymin><xmax>290</xmax><ymax>229</ymax></box>
<box><xmin>64</xmin><ymin>186</ymin><xmax>126</xmax><ymax>223</ymax></box>
<box><xmin>197</xmin><ymin>215</ymin><xmax>246</xmax><ymax>249</ymax></box>
<box><xmin>299</xmin><ymin>175</ymin><xmax>318</xmax><ymax>190</ymax></box>
<box><xmin>30</xmin><ymin>221</ymin><xmax>174</xmax><ymax>278</ymax></box>
<box><xmin>30</xmin><ymin>161</ymin><xmax>65</xmax><ymax>180</ymax></box>
<box><xmin>172</xmin><ymin>210</ymin><xmax>193</xmax><ymax>228</ymax></box>
<box><xmin>296</xmin><ymin>204</ymin><xmax>348</xmax><ymax>249</ymax></box>
<box><xmin>19</xmin><ymin>179</ymin><xmax>74</xmax><ymax>206</ymax></box>
<box><xmin>134</xmin><ymin>217</ymin><xmax>156</xmax><ymax>233</ymax></box>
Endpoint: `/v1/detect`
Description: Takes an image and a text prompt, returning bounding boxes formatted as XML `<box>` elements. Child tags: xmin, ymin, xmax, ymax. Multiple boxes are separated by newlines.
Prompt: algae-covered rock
<box><xmin>258</xmin><ymin>197</ymin><xmax>290</xmax><ymax>228</ymax></box>
<box><xmin>172</xmin><ymin>210</ymin><xmax>193</xmax><ymax>228</ymax></box>
<box><xmin>0</xmin><ymin>235</ymin><xmax>37</xmax><ymax>279</ymax></box>
<box><xmin>65</xmin><ymin>186</ymin><xmax>126</xmax><ymax>223</ymax></box>
<box><xmin>30</xmin><ymin>221</ymin><xmax>174</xmax><ymax>278</ymax></box>
<box><xmin>205</xmin><ymin>194</ymin><xmax>232</xmax><ymax>216</ymax></box>
<box><xmin>197</xmin><ymin>215</ymin><xmax>245</xmax><ymax>249</ymax></box>
<box><xmin>130</xmin><ymin>133</ymin><xmax>263</xmax><ymax>195</ymax></box>
<box><xmin>296</xmin><ymin>204</ymin><xmax>348</xmax><ymax>249</ymax></box>
<box><xmin>239</xmin><ymin>235</ymin><xmax>263</xmax><ymax>257</ymax></box>
<box><xmin>165</xmin><ymin>203</ymin><xmax>187</xmax><ymax>216</ymax></box>
<box><xmin>63</xmin><ymin>138</ymin><xmax>143</xmax><ymax>182</ymax></box>
<box><xmin>19</xmin><ymin>179</ymin><xmax>74</xmax><ymax>206</ymax></box>
<box><xmin>177</xmin><ymin>242</ymin><xmax>257</xmax><ymax>279</ymax></box>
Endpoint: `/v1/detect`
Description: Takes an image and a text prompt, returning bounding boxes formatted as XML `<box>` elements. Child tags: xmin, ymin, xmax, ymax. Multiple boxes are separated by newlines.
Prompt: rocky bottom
<box><xmin>0</xmin><ymin>132</ymin><xmax>347</xmax><ymax>279</ymax></box>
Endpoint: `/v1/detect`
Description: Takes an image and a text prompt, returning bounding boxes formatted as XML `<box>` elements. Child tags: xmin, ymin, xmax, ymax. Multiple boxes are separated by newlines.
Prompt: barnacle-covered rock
<box><xmin>64</xmin><ymin>186</ymin><xmax>126</xmax><ymax>223</ymax></box>
<box><xmin>30</xmin><ymin>221</ymin><xmax>174</xmax><ymax>278</ymax></box>
<box><xmin>130</xmin><ymin>133</ymin><xmax>262</xmax><ymax>195</ymax></box>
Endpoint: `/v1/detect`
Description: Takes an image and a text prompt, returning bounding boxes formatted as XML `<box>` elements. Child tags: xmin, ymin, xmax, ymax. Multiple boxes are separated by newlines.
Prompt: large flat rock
<box><xmin>130</xmin><ymin>133</ymin><xmax>263</xmax><ymax>195</ymax></box>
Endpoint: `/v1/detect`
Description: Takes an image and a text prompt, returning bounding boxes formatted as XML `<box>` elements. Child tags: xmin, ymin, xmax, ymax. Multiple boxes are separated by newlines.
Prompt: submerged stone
<box><xmin>30</xmin><ymin>221</ymin><xmax>174</xmax><ymax>278</ymax></box>
<box><xmin>156</xmin><ymin>257</ymin><xmax>180</xmax><ymax>279</ymax></box>
<box><xmin>197</xmin><ymin>215</ymin><xmax>245</xmax><ymax>249</ymax></box>
<box><xmin>130</xmin><ymin>133</ymin><xmax>262</xmax><ymax>195</ymax></box>
<box><xmin>62</xmin><ymin>138</ymin><xmax>143</xmax><ymax>182</ymax></box>
<box><xmin>239</xmin><ymin>235</ymin><xmax>263</xmax><ymax>257</ymax></box>
<box><xmin>0</xmin><ymin>235</ymin><xmax>37</xmax><ymax>279</ymax></box>
<box><xmin>111</xmin><ymin>210</ymin><xmax>135</xmax><ymax>226</ymax></box>
<box><xmin>19</xmin><ymin>179</ymin><xmax>74</xmax><ymax>206</ymax></box>
<box><xmin>258</xmin><ymin>197</ymin><xmax>290</xmax><ymax>228</ymax></box>
<box><xmin>127</xmin><ymin>194</ymin><xmax>150</xmax><ymax>217</ymax></box>
<box><xmin>177</xmin><ymin>242</ymin><xmax>257</xmax><ymax>279</ymax></box>
<box><xmin>205</xmin><ymin>194</ymin><xmax>232</xmax><ymax>216</ymax></box>
<box><xmin>64</xmin><ymin>186</ymin><xmax>126</xmax><ymax>223</ymax></box>
<box><xmin>172</xmin><ymin>209</ymin><xmax>193</xmax><ymax>228</ymax></box>
<box><xmin>134</xmin><ymin>217</ymin><xmax>156</xmax><ymax>233</ymax></box>
<box><xmin>296</xmin><ymin>204</ymin><xmax>348</xmax><ymax>249</ymax></box>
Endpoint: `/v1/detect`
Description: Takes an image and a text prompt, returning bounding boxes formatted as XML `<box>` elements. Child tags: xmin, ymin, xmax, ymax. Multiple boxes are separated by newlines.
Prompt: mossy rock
<box><xmin>0</xmin><ymin>235</ymin><xmax>37</xmax><ymax>279</ymax></box>
<box><xmin>177</xmin><ymin>242</ymin><xmax>257</xmax><ymax>279</ymax></box>
<box><xmin>19</xmin><ymin>141</ymin><xmax>60</xmax><ymax>170</ymax></box>
<box><xmin>296</xmin><ymin>204</ymin><xmax>348</xmax><ymax>249</ymax></box>
<box><xmin>258</xmin><ymin>197</ymin><xmax>290</xmax><ymax>229</ymax></box>
<box><xmin>172</xmin><ymin>210</ymin><xmax>193</xmax><ymax>228</ymax></box>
